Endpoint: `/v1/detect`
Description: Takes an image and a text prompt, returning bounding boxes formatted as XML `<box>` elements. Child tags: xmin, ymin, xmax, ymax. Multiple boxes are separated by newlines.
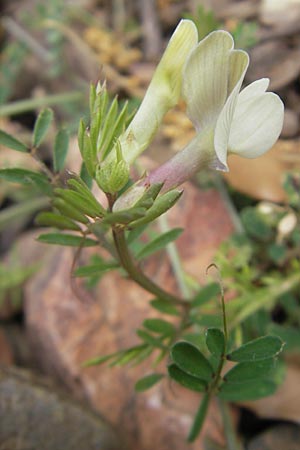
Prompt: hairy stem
<box><xmin>112</xmin><ymin>228</ymin><xmax>187</xmax><ymax>306</ymax></box>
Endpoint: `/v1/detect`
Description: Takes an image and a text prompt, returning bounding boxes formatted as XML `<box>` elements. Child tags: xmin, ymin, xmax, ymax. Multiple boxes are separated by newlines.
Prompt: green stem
<box><xmin>218</xmin><ymin>399</ymin><xmax>243</xmax><ymax>450</ymax></box>
<box><xmin>158</xmin><ymin>213</ymin><xmax>190</xmax><ymax>298</ymax></box>
<box><xmin>188</xmin><ymin>392</ymin><xmax>210</xmax><ymax>442</ymax></box>
<box><xmin>112</xmin><ymin>228</ymin><xmax>187</xmax><ymax>306</ymax></box>
<box><xmin>213</xmin><ymin>174</ymin><xmax>244</xmax><ymax>234</ymax></box>
<box><xmin>0</xmin><ymin>91</ymin><xmax>84</xmax><ymax>117</ymax></box>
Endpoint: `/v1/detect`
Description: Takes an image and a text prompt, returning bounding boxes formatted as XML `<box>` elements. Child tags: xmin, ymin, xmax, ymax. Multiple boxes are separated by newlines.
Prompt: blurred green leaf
<box><xmin>74</xmin><ymin>260</ymin><xmax>119</xmax><ymax>277</ymax></box>
<box><xmin>36</xmin><ymin>212</ymin><xmax>81</xmax><ymax>231</ymax></box>
<box><xmin>33</xmin><ymin>108</ymin><xmax>53</xmax><ymax>147</ymax></box>
<box><xmin>190</xmin><ymin>314</ymin><xmax>222</xmax><ymax>328</ymax></box>
<box><xmin>0</xmin><ymin>129</ymin><xmax>28</xmax><ymax>152</ymax></box>
<box><xmin>192</xmin><ymin>282</ymin><xmax>220</xmax><ymax>307</ymax></box>
<box><xmin>184</xmin><ymin>5</ymin><xmax>221</xmax><ymax>40</ymax></box>
<box><xmin>136</xmin><ymin>329</ymin><xmax>165</xmax><ymax>349</ymax></box>
<box><xmin>241</xmin><ymin>207</ymin><xmax>273</xmax><ymax>241</ymax></box>
<box><xmin>135</xmin><ymin>373</ymin><xmax>164</xmax><ymax>392</ymax></box>
<box><xmin>227</xmin><ymin>336</ymin><xmax>284</xmax><ymax>362</ymax></box>
<box><xmin>206</xmin><ymin>328</ymin><xmax>225</xmax><ymax>358</ymax></box>
<box><xmin>218</xmin><ymin>379</ymin><xmax>277</xmax><ymax>401</ymax></box>
<box><xmin>143</xmin><ymin>318</ymin><xmax>175</xmax><ymax>336</ymax></box>
<box><xmin>170</xmin><ymin>341</ymin><xmax>213</xmax><ymax>381</ymax></box>
<box><xmin>0</xmin><ymin>168</ymin><xmax>51</xmax><ymax>194</ymax></box>
<box><xmin>37</xmin><ymin>233</ymin><xmax>98</xmax><ymax>247</ymax></box>
<box><xmin>267</xmin><ymin>243</ymin><xmax>287</xmax><ymax>264</ymax></box>
<box><xmin>136</xmin><ymin>228</ymin><xmax>183</xmax><ymax>260</ymax></box>
<box><xmin>224</xmin><ymin>358</ymin><xmax>275</xmax><ymax>383</ymax></box>
<box><xmin>150</xmin><ymin>299</ymin><xmax>180</xmax><ymax>316</ymax></box>
<box><xmin>53</xmin><ymin>128</ymin><xmax>69</xmax><ymax>172</ymax></box>
<box><xmin>168</xmin><ymin>363</ymin><xmax>207</xmax><ymax>392</ymax></box>
<box><xmin>188</xmin><ymin>393</ymin><xmax>210</xmax><ymax>442</ymax></box>
<box><xmin>268</xmin><ymin>324</ymin><xmax>300</xmax><ymax>352</ymax></box>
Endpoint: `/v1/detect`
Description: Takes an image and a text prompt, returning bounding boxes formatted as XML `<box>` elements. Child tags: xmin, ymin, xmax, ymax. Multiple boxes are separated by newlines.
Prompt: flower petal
<box><xmin>228</xmin><ymin>92</ymin><xmax>284</xmax><ymax>158</ymax></box>
<box><xmin>119</xmin><ymin>19</ymin><xmax>198</xmax><ymax>164</ymax></box>
<box><xmin>237</xmin><ymin>78</ymin><xmax>270</xmax><ymax>103</ymax></box>
<box><xmin>213</xmin><ymin>50</ymin><xmax>249</xmax><ymax>170</ymax></box>
<box><xmin>182</xmin><ymin>31</ymin><xmax>234</xmax><ymax>130</ymax></box>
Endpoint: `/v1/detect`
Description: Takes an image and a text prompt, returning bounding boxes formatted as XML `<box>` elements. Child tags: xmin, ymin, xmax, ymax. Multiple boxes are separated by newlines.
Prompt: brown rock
<box><xmin>0</xmin><ymin>328</ymin><xmax>14</xmax><ymax>365</ymax></box>
<box><xmin>0</xmin><ymin>366</ymin><xmax>122</xmax><ymax>450</ymax></box>
<box><xmin>248</xmin><ymin>424</ymin><xmax>300</xmax><ymax>450</ymax></box>
<box><xmin>24</xmin><ymin>182</ymin><xmax>234</xmax><ymax>450</ymax></box>
<box><xmin>281</xmin><ymin>108</ymin><xmax>299</xmax><ymax>138</ymax></box>
<box><xmin>246</xmin><ymin>42</ymin><xmax>300</xmax><ymax>90</ymax></box>
<box><xmin>224</xmin><ymin>139</ymin><xmax>300</xmax><ymax>202</ymax></box>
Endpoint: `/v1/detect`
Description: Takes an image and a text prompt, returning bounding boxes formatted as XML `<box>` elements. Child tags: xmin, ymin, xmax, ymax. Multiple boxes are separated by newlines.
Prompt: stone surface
<box><xmin>0</xmin><ymin>366</ymin><xmax>122</xmax><ymax>450</ymax></box>
<box><xmin>246</xmin><ymin>41</ymin><xmax>300</xmax><ymax>91</ymax></box>
<box><xmin>24</xmin><ymin>183</ymin><xmax>234</xmax><ymax>449</ymax></box>
<box><xmin>224</xmin><ymin>139</ymin><xmax>300</xmax><ymax>202</ymax></box>
<box><xmin>281</xmin><ymin>108</ymin><xmax>299</xmax><ymax>138</ymax></box>
<box><xmin>0</xmin><ymin>328</ymin><xmax>14</xmax><ymax>365</ymax></box>
<box><xmin>248</xmin><ymin>424</ymin><xmax>300</xmax><ymax>450</ymax></box>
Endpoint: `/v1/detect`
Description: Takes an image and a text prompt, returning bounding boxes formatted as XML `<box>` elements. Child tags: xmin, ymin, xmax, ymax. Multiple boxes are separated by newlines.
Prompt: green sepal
<box><xmin>35</xmin><ymin>212</ymin><xmax>81</xmax><ymax>231</ymax></box>
<box><xmin>52</xmin><ymin>198</ymin><xmax>89</xmax><ymax>224</ymax></box>
<box><xmin>170</xmin><ymin>341</ymin><xmax>214</xmax><ymax>382</ymax></box>
<box><xmin>102</xmin><ymin>207</ymin><xmax>146</xmax><ymax>226</ymax></box>
<box><xmin>168</xmin><ymin>364</ymin><xmax>207</xmax><ymax>392</ymax></box>
<box><xmin>130</xmin><ymin>189</ymin><xmax>183</xmax><ymax>228</ymax></box>
<box><xmin>67</xmin><ymin>176</ymin><xmax>105</xmax><ymax>214</ymax></box>
<box><xmin>54</xmin><ymin>188</ymin><xmax>103</xmax><ymax>218</ymax></box>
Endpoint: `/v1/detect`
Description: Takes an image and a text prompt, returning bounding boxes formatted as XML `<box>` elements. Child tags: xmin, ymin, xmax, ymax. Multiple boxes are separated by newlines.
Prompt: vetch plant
<box><xmin>0</xmin><ymin>19</ymin><xmax>286</xmax><ymax>445</ymax></box>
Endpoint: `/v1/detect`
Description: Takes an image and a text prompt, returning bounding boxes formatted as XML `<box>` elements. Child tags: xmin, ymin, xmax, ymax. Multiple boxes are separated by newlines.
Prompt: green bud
<box><xmin>96</xmin><ymin>143</ymin><xmax>129</xmax><ymax>194</ymax></box>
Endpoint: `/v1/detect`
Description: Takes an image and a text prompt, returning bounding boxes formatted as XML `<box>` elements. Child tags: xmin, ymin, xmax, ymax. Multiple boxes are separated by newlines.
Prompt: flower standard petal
<box><xmin>182</xmin><ymin>30</ymin><xmax>234</xmax><ymax>130</ymax></box>
<box><xmin>214</xmin><ymin>50</ymin><xmax>249</xmax><ymax>170</ymax></box>
<box><xmin>119</xmin><ymin>19</ymin><xmax>198</xmax><ymax>164</ymax></box>
<box><xmin>228</xmin><ymin>92</ymin><xmax>284</xmax><ymax>158</ymax></box>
